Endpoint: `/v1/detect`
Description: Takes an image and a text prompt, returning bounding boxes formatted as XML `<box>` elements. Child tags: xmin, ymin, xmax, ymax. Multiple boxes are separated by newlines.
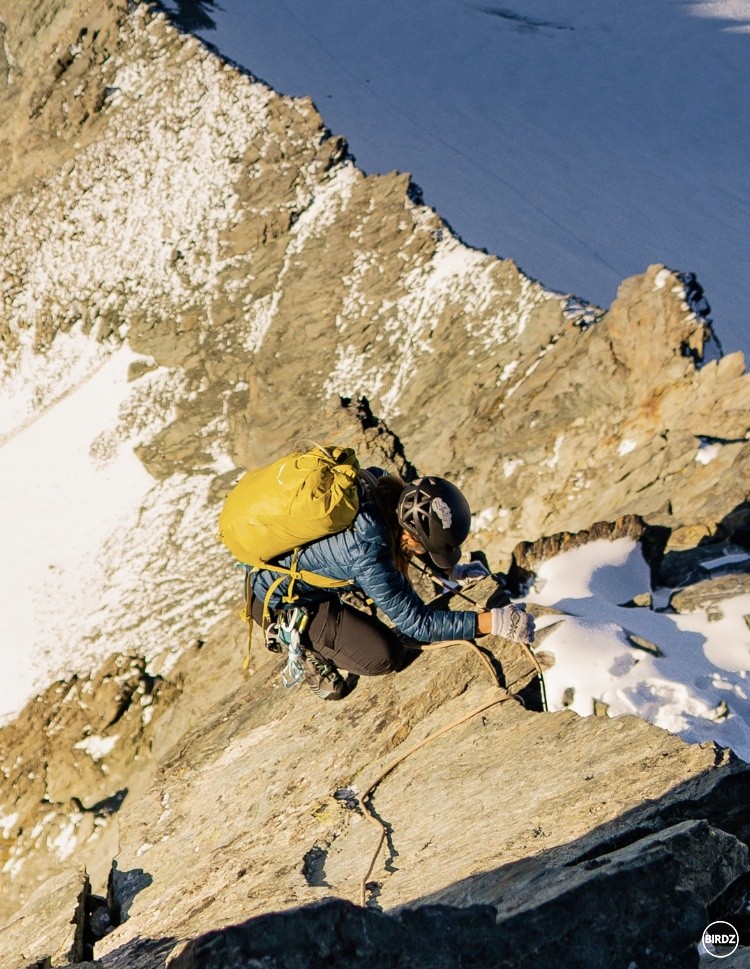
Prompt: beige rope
<box><xmin>358</xmin><ymin>637</ymin><xmax>518</xmax><ymax>907</ymax></box>
<box><xmin>419</xmin><ymin>636</ymin><xmax>502</xmax><ymax>687</ymax></box>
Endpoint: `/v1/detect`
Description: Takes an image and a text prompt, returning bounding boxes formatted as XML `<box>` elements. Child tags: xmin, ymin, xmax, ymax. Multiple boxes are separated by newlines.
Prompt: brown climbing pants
<box><xmin>250</xmin><ymin>595</ymin><xmax>405</xmax><ymax>676</ymax></box>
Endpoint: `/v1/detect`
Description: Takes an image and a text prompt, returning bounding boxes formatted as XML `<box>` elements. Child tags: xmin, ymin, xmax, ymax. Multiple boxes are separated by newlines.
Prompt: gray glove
<box><xmin>450</xmin><ymin>561</ymin><xmax>491</xmax><ymax>583</ymax></box>
<box><xmin>490</xmin><ymin>605</ymin><xmax>535</xmax><ymax>645</ymax></box>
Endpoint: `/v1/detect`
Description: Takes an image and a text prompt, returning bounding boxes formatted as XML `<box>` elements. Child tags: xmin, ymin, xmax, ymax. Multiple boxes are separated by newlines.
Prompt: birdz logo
<box><xmin>702</xmin><ymin>921</ymin><xmax>739</xmax><ymax>959</ymax></box>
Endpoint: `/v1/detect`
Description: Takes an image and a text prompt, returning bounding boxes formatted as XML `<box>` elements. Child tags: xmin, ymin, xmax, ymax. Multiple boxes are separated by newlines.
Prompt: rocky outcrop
<box><xmin>507</xmin><ymin>514</ymin><xmax>671</xmax><ymax>590</ymax></box>
<box><xmin>0</xmin><ymin>654</ymin><xmax>178</xmax><ymax>924</ymax></box>
<box><xmin>3</xmin><ymin>580</ymin><xmax>750</xmax><ymax>966</ymax></box>
<box><xmin>671</xmin><ymin>573</ymin><xmax>750</xmax><ymax>617</ymax></box>
<box><xmin>0</xmin><ymin>867</ymin><xmax>89</xmax><ymax>968</ymax></box>
<box><xmin>167</xmin><ymin>819</ymin><xmax>748</xmax><ymax>969</ymax></box>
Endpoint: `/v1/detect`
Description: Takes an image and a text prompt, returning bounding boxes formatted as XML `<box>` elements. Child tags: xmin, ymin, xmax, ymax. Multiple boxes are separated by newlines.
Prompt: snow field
<box><xmin>0</xmin><ymin>334</ymin><xmax>237</xmax><ymax>724</ymax></box>
<box><xmin>525</xmin><ymin>538</ymin><xmax>750</xmax><ymax>760</ymax></box>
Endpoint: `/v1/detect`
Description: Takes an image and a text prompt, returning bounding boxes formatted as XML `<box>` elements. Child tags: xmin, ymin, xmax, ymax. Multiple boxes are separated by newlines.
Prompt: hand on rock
<box><xmin>490</xmin><ymin>605</ymin><xmax>535</xmax><ymax>645</ymax></box>
<box><xmin>450</xmin><ymin>561</ymin><xmax>491</xmax><ymax>583</ymax></box>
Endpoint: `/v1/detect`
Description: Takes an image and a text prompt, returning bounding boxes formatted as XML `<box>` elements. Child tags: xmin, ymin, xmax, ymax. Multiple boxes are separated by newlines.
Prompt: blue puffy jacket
<box><xmin>250</xmin><ymin>494</ymin><xmax>477</xmax><ymax>643</ymax></box>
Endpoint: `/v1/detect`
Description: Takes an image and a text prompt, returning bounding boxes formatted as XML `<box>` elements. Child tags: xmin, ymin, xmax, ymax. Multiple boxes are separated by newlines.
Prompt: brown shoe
<box><xmin>301</xmin><ymin>650</ymin><xmax>350</xmax><ymax>700</ymax></box>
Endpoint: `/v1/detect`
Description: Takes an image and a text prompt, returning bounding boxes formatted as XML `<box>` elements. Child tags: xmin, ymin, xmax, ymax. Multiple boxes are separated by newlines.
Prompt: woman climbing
<box><xmin>241</xmin><ymin>467</ymin><xmax>536</xmax><ymax>700</ymax></box>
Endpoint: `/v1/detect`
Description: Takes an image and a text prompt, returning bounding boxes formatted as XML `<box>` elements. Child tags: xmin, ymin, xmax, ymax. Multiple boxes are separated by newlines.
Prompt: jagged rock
<box><xmin>166</xmin><ymin>888</ymin><xmax>702</xmax><ymax>969</ymax></box>
<box><xmin>0</xmin><ymin>867</ymin><xmax>89</xmax><ymax>968</ymax></box>
<box><xmin>624</xmin><ymin>631</ymin><xmax>665</xmax><ymax>657</ymax></box>
<box><xmin>621</xmin><ymin>591</ymin><xmax>653</xmax><ymax>608</ymax></box>
<box><xmin>530</xmin><ymin>619</ymin><xmax>566</xmax><ymax>648</ymax></box>
<box><xmin>671</xmin><ymin>574</ymin><xmax>750</xmax><ymax>616</ymax></box>
<box><xmin>318</xmin><ymin>396</ymin><xmax>418</xmax><ymax>482</ymax></box>
<box><xmin>0</xmin><ymin>0</ymin><xmax>749</xmax><ymax>965</ymax></box>
<box><xmin>0</xmin><ymin>586</ymin><xmax>747</xmax><ymax>965</ymax></box>
<box><xmin>508</xmin><ymin>516</ymin><xmax>670</xmax><ymax>589</ymax></box>
<box><xmin>701</xmin><ymin>950</ymin><xmax>750</xmax><ymax>969</ymax></box>
<box><xmin>164</xmin><ymin>821</ymin><xmax>747</xmax><ymax>969</ymax></box>
<box><xmin>86</xmin><ymin>892</ymin><xmax>115</xmax><ymax>943</ymax></box>
<box><xmin>534</xmin><ymin>649</ymin><xmax>556</xmax><ymax>671</ymax></box>
<box><xmin>660</xmin><ymin>540</ymin><xmax>750</xmax><ymax>589</ymax></box>
<box><xmin>561</xmin><ymin>686</ymin><xmax>576</xmax><ymax>707</ymax></box>
<box><xmin>708</xmin><ymin>872</ymin><xmax>750</xmax><ymax>947</ymax></box>
<box><xmin>84</xmin><ymin>614</ymin><xmax>743</xmax><ymax>961</ymax></box>
<box><xmin>0</xmin><ymin>654</ymin><xmax>178</xmax><ymax>923</ymax></box>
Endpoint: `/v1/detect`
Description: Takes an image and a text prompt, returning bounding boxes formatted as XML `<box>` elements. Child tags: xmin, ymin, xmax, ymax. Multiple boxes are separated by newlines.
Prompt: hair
<box><xmin>370</xmin><ymin>473</ymin><xmax>411</xmax><ymax>575</ymax></box>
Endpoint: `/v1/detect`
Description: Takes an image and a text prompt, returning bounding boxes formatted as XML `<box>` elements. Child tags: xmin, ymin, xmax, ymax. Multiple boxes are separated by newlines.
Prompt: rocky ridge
<box><xmin>1</xmin><ymin>0</ymin><xmax>747</xmax><ymax>559</ymax></box>
<box><xmin>0</xmin><ymin>0</ymin><xmax>749</xmax><ymax>965</ymax></box>
<box><xmin>2</xmin><ymin>578</ymin><xmax>750</xmax><ymax>967</ymax></box>
<box><xmin>0</xmin><ymin>0</ymin><xmax>747</xmax><ymax>705</ymax></box>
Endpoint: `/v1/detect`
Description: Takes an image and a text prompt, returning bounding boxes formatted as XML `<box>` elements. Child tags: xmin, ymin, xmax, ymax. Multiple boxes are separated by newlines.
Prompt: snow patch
<box><xmin>618</xmin><ymin>438</ymin><xmax>637</xmax><ymax>456</ymax></box>
<box><xmin>0</xmin><ymin>339</ymin><xmax>237</xmax><ymax>724</ymax></box>
<box><xmin>688</xmin><ymin>1</ymin><xmax>750</xmax><ymax>31</ymax></box>
<box><xmin>696</xmin><ymin>441</ymin><xmax>721</xmax><ymax>464</ymax></box>
<box><xmin>471</xmin><ymin>507</ymin><xmax>499</xmax><ymax>531</ymax></box>
<box><xmin>525</xmin><ymin>538</ymin><xmax>750</xmax><ymax>760</ymax></box>
<box><xmin>542</xmin><ymin>435</ymin><xmax>565</xmax><ymax>469</ymax></box>
<box><xmin>74</xmin><ymin>735</ymin><xmax>120</xmax><ymax>761</ymax></box>
<box><xmin>49</xmin><ymin>815</ymin><xmax>82</xmax><ymax>861</ymax></box>
<box><xmin>0</xmin><ymin>812</ymin><xmax>19</xmax><ymax>838</ymax></box>
<box><xmin>653</xmin><ymin>268</ymin><xmax>672</xmax><ymax>290</ymax></box>
<box><xmin>499</xmin><ymin>360</ymin><xmax>519</xmax><ymax>382</ymax></box>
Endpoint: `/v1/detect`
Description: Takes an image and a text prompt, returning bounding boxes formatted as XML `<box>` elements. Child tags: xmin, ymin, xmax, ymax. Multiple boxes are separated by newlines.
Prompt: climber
<box><xmin>246</xmin><ymin>471</ymin><xmax>535</xmax><ymax>700</ymax></box>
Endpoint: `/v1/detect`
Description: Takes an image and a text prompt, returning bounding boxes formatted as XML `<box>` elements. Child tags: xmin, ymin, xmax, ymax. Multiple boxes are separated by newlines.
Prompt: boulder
<box><xmin>164</xmin><ymin>820</ymin><xmax>747</xmax><ymax>969</ymax></box>
<box><xmin>661</xmin><ymin>541</ymin><xmax>750</xmax><ymax>590</ymax></box>
<box><xmin>671</xmin><ymin>573</ymin><xmax>750</xmax><ymax>616</ymax></box>
<box><xmin>0</xmin><ymin>867</ymin><xmax>88</xmax><ymax>968</ymax></box>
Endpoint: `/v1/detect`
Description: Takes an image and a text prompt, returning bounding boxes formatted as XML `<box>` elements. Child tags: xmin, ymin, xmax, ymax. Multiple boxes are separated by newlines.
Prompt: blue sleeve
<box><xmin>350</xmin><ymin>538</ymin><xmax>477</xmax><ymax>643</ymax></box>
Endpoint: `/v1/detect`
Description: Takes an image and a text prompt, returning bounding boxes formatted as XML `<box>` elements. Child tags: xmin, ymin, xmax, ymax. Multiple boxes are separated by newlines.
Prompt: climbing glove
<box><xmin>450</xmin><ymin>561</ymin><xmax>491</xmax><ymax>583</ymax></box>
<box><xmin>490</xmin><ymin>605</ymin><xmax>535</xmax><ymax>645</ymax></box>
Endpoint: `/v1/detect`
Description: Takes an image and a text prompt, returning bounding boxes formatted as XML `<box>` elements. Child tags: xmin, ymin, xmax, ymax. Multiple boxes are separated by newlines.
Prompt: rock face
<box><xmin>0</xmin><ymin>1</ymin><xmax>748</xmax><ymax>569</ymax></box>
<box><xmin>0</xmin><ymin>653</ymin><xmax>178</xmax><ymax>925</ymax></box>
<box><xmin>0</xmin><ymin>0</ymin><xmax>747</xmax><ymax>719</ymax></box>
<box><xmin>2</xmin><ymin>599</ymin><xmax>749</xmax><ymax>967</ymax></box>
<box><xmin>0</xmin><ymin>868</ymin><xmax>89</xmax><ymax>968</ymax></box>
<box><xmin>0</xmin><ymin>0</ymin><xmax>749</xmax><ymax>965</ymax></box>
<box><xmin>167</xmin><ymin>819</ymin><xmax>749</xmax><ymax>969</ymax></box>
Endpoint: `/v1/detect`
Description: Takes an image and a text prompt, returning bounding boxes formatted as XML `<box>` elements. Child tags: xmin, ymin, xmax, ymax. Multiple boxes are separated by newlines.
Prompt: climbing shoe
<box><xmin>301</xmin><ymin>649</ymin><xmax>349</xmax><ymax>701</ymax></box>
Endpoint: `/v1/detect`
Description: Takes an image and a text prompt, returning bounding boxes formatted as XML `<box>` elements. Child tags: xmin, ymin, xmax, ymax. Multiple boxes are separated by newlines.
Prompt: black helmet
<box><xmin>397</xmin><ymin>476</ymin><xmax>471</xmax><ymax>571</ymax></box>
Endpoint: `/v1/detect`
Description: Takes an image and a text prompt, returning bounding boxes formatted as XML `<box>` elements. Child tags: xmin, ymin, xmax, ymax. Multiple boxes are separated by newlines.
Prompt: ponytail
<box><xmin>370</xmin><ymin>474</ymin><xmax>411</xmax><ymax>575</ymax></box>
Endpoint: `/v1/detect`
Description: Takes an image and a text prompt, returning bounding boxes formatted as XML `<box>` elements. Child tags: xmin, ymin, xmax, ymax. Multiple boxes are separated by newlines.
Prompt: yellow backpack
<box><xmin>219</xmin><ymin>444</ymin><xmax>361</xmax><ymax>625</ymax></box>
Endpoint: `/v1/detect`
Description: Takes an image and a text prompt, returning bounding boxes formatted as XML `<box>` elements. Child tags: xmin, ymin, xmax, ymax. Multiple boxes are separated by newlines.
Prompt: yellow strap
<box><xmin>263</xmin><ymin>575</ymin><xmax>287</xmax><ymax>626</ymax></box>
<box><xmin>283</xmin><ymin>548</ymin><xmax>302</xmax><ymax>605</ymax></box>
<box><xmin>241</xmin><ymin>569</ymin><xmax>255</xmax><ymax>674</ymax></box>
<box><xmin>246</xmin><ymin>551</ymin><xmax>353</xmax><ymax>630</ymax></box>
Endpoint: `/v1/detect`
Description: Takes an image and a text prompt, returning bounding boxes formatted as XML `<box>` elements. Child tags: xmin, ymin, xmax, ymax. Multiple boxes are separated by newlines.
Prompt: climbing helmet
<box><xmin>397</xmin><ymin>476</ymin><xmax>471</xmax><ymax>571</ymax></box>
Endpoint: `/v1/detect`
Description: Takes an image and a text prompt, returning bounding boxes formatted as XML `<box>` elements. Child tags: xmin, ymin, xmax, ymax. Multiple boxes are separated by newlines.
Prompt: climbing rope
<box><xmin>358</xmin><ymin>637</ymin><xmax>522</xmax><ymax>907</ymax></box>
